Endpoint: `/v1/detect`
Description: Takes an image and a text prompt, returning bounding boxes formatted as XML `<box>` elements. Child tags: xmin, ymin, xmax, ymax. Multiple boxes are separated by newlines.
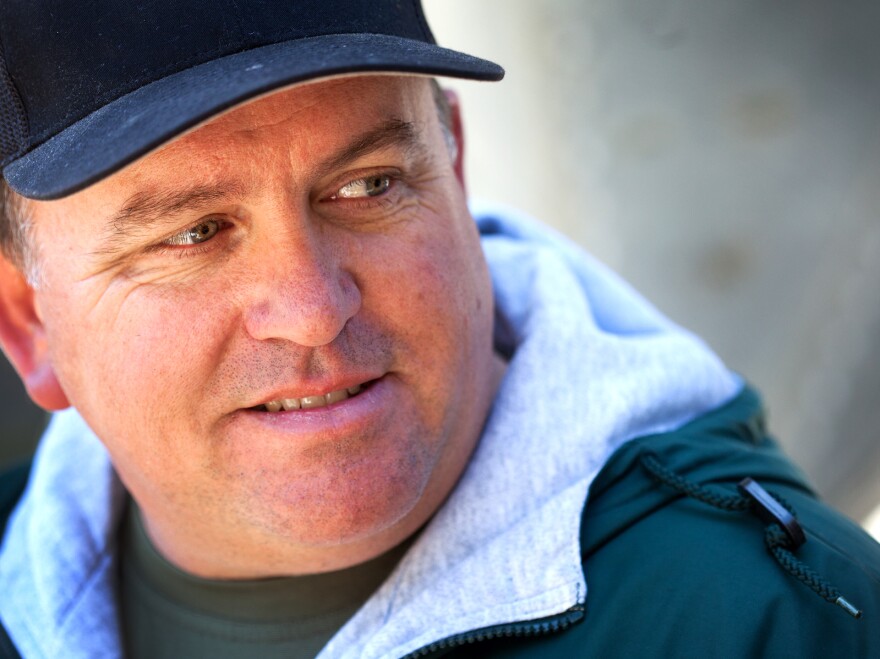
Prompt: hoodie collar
<box><xmin>0</xmin><ymin>411</ymin><xmax>125</xmax><ymax>659</ymax></box>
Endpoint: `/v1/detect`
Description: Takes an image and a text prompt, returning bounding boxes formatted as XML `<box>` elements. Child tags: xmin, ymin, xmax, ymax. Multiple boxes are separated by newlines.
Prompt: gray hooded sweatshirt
<box><xmin>0</xmin><ymin>204</ymin><xmax>739</xmax><ymax>658</ymax></box>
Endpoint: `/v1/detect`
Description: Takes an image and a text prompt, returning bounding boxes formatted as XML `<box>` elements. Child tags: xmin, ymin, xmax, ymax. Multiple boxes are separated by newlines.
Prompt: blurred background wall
<box><xmin>0</xmin><ymin>0</ymin><xmax>877</xmax><ymax>537</ymax></box>
<box><xmin>0</xmin><ymin>360</ymin><xmax>45</xmax><ymax>466</ymax></box>
<box><xmin>422</xmin><ymin>0</ymin><xmax>880</xmax><ymax>532</ymax></box>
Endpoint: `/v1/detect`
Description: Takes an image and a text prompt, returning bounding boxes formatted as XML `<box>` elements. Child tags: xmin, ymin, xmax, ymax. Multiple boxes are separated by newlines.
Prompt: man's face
<box><xmin>24</xmin><ymin>77</ymin><xmax>501</xmax><ymax>576</ymax></box>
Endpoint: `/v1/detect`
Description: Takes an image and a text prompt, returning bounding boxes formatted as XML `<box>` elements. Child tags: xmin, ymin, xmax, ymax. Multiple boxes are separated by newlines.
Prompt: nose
<box><xmin>243</xmin><ymin>225</ymin><xmax>362</xmax><ymax>347</ymax></box>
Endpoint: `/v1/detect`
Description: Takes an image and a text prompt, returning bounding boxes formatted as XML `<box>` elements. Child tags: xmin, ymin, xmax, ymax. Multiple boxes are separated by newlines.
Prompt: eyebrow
<box><xmin>319</xmin><ymin>118</ymin><xmax>424</xmax><ymax>176</ymax></box>
<box><xmin>108</xmin><ymin>185</ymin><xmax>241</xmax><ymax>237</ymax></box>
<box><xmin>96</xmin><ymin>118</ymin><xmax>424</xmax><ymax>256</ymax></box>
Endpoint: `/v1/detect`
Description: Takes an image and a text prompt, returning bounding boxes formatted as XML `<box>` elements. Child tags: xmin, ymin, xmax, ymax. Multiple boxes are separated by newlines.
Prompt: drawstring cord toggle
<box><xmin>640</xmin><ymin>452</ymin><xmax>863</xmax><ymax>619</ymax></box>
<box><xmin>737</xmin><ymin>477</ymin><xmax>806</xmax><ymax>549</ymax></box>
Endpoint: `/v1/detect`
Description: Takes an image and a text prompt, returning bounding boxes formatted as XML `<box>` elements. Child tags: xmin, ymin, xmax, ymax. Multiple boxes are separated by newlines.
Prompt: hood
<box><xmin>321</xmin><ymin>202</ymin><xmax>741</xmax><ymax>658</ymax></box>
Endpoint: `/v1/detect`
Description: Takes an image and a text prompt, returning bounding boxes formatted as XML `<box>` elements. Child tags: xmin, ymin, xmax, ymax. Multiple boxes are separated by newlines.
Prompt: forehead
<box><xmin>139</xmin><ymin>76</ymin><xmax>431</xmax><ymax>169</ymax></box>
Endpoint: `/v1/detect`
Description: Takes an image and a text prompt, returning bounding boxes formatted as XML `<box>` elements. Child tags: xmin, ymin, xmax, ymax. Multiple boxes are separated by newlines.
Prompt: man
<box><xmin>0</xmin><ymin>1</ymin><xmax>877</xmax><ymax>658</ymax></box>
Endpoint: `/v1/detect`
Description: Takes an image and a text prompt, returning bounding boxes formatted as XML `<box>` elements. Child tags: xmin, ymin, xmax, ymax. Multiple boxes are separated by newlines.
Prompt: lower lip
<box><xmin>232</xmin><ymin>375</ymin><xmax>394</xmax><ymax>438</ymax></box>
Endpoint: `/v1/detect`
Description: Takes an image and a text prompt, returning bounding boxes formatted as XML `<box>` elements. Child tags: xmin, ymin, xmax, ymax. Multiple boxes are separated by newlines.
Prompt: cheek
<box><xmin>405</xmin><ymin>221</ymin><xmax>489</xmax><ymax>332</ymax></box>
<box><xmin>48</xmin><ymin>280</ymin><xmax>236</xmax><ymax>434</ymax></box>
<box><xmin>361</xmin><ymin>215</ymin><xmax>492</xmax><ymax>382</ymax></box>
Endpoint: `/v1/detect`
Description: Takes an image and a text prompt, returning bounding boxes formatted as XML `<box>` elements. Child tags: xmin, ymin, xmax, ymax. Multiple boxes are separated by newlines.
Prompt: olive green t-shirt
<box><xmin>120</xmin><ymin>505</ymin><xmax>410</xmax><ymax>659</ymax></box>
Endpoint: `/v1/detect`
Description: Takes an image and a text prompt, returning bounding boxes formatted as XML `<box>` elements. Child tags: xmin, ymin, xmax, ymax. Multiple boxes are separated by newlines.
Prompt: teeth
<box><xmin>325</xmin><ymin>389</ymin><xmax>348</xmax><ymax>405</ymax></box>
<box><xmin>262</xmin><ymin>383</ymin><xmax>367</xmax><ymax>412</ymax></box>
<box><xmin>301</xmin><ymin>395</ymin><xmax>327</xmax><ymax>409</ymax></box>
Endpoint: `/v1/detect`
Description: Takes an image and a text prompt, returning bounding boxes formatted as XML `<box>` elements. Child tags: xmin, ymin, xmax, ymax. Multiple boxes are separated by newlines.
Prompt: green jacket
<box><xmin>420</xmin><ymin>388</ymin><xmax>880</xmax><ymax>657</ymax></box>
<box><xmin>2</xmin><ymin>388</ymin><xmax>879</xmax><ymax>658</ymax></box>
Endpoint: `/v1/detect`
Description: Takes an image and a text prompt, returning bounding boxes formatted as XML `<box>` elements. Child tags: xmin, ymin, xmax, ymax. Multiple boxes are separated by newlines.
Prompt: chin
<box><xmin>237</xmin><ymin>444</ymin><xmax>436</xmax><ymax>550</ymax></box>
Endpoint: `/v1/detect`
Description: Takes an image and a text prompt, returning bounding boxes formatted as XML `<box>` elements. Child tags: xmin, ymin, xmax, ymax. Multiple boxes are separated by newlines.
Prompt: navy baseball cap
<box><xmin>0</xmin><ymin>0</ymin><xmax>503</xmax><ymax>200</ymax></box>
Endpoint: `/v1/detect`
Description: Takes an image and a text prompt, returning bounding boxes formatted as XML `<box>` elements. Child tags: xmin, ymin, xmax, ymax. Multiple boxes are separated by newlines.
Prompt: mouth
<box><xmin>253</xmin><ymin>380</ymin><xmax>375</xmax><ymax>413</ymax></box>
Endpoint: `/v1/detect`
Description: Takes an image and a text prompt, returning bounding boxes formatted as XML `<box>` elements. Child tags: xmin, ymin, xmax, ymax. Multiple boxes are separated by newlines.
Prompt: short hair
<box><xmin>0</xmin><ymin>78</ymin><xmax>455</xmax><ymax>283</ymax></box>
<box><xmin>0</xmin><ymin>181</ymin><xmax>35</xmax><ymax>281</ymax></box>
<box><xmin>430</xmin><ymin>78</ymin><xmax>452</xmax><ymax>133</ymax></box>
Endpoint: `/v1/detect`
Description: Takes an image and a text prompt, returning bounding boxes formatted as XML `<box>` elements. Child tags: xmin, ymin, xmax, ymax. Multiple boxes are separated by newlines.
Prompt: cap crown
<box><xmin>0</xmin><ymin>0</ymin><xmax>435</xmax><ymax>167</ymax></box>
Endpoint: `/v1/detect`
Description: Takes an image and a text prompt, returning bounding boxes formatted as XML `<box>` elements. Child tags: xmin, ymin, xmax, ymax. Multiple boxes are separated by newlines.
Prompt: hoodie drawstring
<box><xmin>639</xmin><ymin>452</ymin><xmax>862</xmax><ymax>619</ymax></box>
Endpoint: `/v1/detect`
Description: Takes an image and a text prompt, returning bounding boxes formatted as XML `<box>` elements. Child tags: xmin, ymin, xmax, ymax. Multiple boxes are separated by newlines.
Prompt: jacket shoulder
<box><xmin>569</xmin><ymin>387</ymin><xmax>880</xmax><ymax>658</ymax></box>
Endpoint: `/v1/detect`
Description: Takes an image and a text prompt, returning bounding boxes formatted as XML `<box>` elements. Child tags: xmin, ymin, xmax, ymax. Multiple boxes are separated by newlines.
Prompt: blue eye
<box><xmin>164</xmin><ymin>219</ymin><xmax>221</xmax><ymax>246</ymax></box>
<box><xmin>335</xmin><ymin>175</ymin><xmax>391</xmax><ymax>199</ymax></box>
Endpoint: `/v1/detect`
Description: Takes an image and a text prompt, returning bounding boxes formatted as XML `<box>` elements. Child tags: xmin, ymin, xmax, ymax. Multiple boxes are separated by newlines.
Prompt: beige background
<box><xmin>424</xmin><ymin>0</ymin><xmax>880</xmax><ymax>532</ymax></box>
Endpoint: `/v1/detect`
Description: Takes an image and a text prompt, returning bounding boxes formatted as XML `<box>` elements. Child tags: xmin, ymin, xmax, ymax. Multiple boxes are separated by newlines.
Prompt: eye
<box><xmin>334</xmin><ymin>175</ymin><xmax>392</xmax><ymax>199</ymax></box>
<box><xmin>163</xmin><ymin>219</ymin><xmax>222</xmax><ymax>246</ymax></box>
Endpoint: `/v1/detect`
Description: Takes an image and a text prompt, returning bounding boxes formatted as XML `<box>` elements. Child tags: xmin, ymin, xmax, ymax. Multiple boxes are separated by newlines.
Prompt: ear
<box><xmin>443</xmin><ymin>88</ymin><xmax>467</xmax><ymax>193</ymax></box>
<box><xmin>0</xmin><ymin>255</ymin><xmax>69</xmax><ymax>410</ymax></box>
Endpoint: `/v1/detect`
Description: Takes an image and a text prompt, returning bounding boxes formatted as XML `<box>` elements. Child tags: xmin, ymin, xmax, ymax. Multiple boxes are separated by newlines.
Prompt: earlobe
<box><xmin>0</xmin><ymin>256</ymin><xmax>69</xmax><ymax>411</ymax></box>
<box><xmin>443</xmin><ymin>88</ymin><xmax>467</xmax><ymax>192</ymax></box>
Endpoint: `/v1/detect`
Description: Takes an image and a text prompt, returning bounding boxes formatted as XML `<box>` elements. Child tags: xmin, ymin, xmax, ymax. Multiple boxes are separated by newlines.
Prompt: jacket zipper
<box><xmin>403</xmin><ymin>605</ymin><xmax>585</xmax><ymax>658</ymax></box>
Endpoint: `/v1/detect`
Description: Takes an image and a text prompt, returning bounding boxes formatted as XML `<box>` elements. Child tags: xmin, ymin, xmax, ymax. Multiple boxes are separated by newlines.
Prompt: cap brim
<box><xmin>5</xmin><ymin>33</ymin><xmax>503</xmax><ymax>200</ymax></box>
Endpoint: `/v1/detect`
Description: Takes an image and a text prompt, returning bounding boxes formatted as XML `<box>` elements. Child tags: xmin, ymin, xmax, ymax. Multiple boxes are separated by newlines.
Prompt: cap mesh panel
<box><xmin>0</xmin><ymin>38</ymin><xmax>28</xmax><ymax>169</ymax></box>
